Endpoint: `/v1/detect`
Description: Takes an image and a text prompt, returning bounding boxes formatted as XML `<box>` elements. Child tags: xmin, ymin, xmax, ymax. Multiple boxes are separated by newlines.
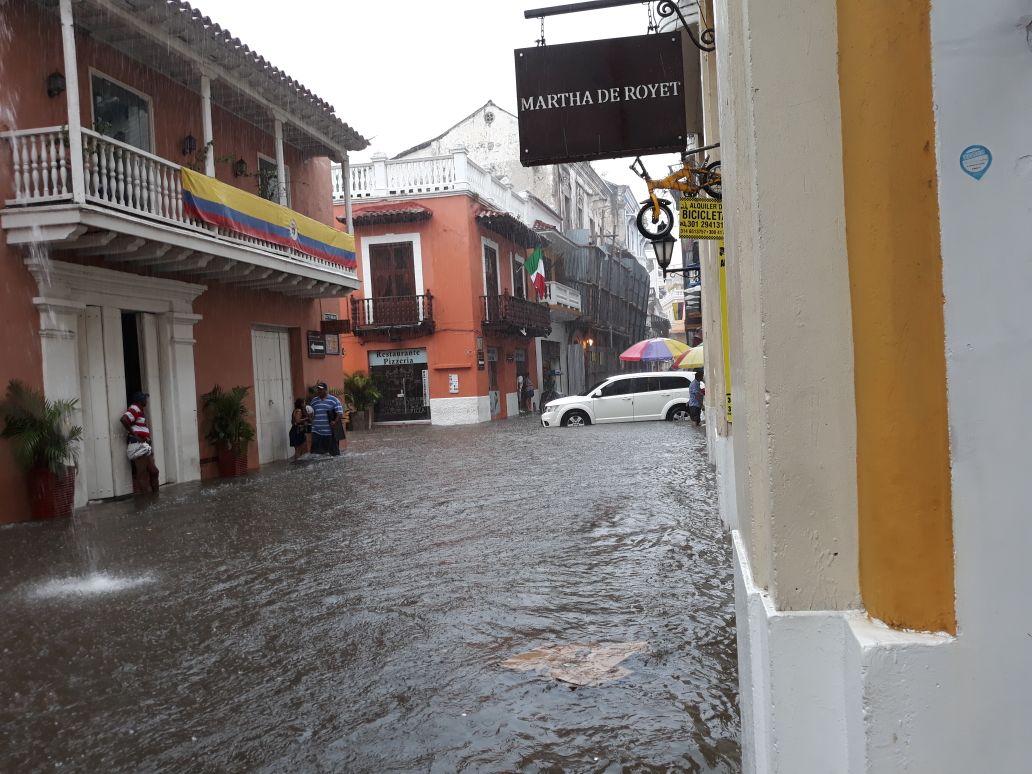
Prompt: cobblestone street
<box><xmin>0</xmin><ymin>418</ymin><xmax>738</xmax><ymax>773</ymax></box>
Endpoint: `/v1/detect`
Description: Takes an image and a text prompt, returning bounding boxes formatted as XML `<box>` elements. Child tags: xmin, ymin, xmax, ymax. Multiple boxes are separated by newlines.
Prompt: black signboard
<box><xmin>515</xmin><ymin>33</ymin><xmax>687</xmax><ymax>166</ymax></box>
<box><xmin>307</xmin><ymin>330</ymin><xmax>326</xmax><ymax>359</ymax></box>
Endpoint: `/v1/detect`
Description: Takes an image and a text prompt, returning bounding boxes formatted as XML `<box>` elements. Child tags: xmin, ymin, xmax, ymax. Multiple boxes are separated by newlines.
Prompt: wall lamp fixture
<box><xmin>46</xmin><ymin>71</ymin><xmax>66</xmax><ymax>98</ymax></box>
<box><xmin>232</xmin><ymin>158</ymin><xmax>248</xmax><ymax>177</ymax></box>
<box><xmin>181</xmin><ymin>134</ymin><xmax>197</xmax><ymax>156</ymax></box>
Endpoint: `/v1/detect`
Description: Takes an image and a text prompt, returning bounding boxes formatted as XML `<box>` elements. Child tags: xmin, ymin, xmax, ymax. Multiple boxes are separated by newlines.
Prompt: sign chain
<box><xmin>536</xmin><ymin>16</ymin><xmax>546</xmax><ymax>47</ymax></box>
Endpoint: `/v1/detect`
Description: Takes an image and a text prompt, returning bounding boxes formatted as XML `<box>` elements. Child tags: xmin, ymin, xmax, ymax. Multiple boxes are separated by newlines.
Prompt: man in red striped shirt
<box><xmin>120</xmin><ymin>391</ymin><xmax>159</xmax><ymax>494</ymax></box>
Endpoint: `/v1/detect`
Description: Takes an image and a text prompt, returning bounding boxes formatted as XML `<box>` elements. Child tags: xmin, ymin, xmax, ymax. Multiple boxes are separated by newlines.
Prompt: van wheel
<box><xmin>562</xmin><ymin>410</ymin><xmax>590</xmax><ymax>428</ymax></box>
<box><xmin>667</xmin><ymin>405</ymin><xmax>689</xmax><ymax>422</ymax></box>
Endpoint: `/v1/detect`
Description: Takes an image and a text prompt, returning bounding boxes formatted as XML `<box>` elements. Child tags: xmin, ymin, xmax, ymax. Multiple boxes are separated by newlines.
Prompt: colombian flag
<box><xmin>180</xmin><ymin>168</ymin><xmax>356</xmax><ymax>269</ymax></box>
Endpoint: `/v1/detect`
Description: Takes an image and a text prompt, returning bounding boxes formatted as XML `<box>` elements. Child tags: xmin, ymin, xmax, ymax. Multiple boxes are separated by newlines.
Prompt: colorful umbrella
<box><xmin>672</xmin><ymin>344</ymin><xmax>704</xmax><ymax>370</ymax></box>
<box><xmin>619</xmin><ymin>337</ymin><xmax>691</xmax><ymax>363</ymax></box>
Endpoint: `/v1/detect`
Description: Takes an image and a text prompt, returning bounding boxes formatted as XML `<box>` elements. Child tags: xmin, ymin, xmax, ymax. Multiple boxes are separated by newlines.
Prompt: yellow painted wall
<box><xmin>837</xmin><ymin>0</ymin><xmax>955</xmax><ymax>633</ymax></box>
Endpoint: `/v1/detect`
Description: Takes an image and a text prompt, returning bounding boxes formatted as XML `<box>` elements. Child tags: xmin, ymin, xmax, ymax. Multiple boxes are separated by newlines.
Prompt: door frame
<box><xmin>481</xmin><ymin>237</ymin><xmax>501</xmax><ymax>296</ymax></box>
<box><xmin>27</xmin><ymin>258</ymin><xmax>204</xmax><ymax>507</ymax></box>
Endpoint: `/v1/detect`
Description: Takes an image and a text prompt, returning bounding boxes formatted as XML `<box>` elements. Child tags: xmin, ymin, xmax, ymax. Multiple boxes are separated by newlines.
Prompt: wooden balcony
<box><xmin>350</xmin><ymin>293</ymin><xmax>435</xmax><ymax>340</ymax></box>
<box><xmin>481</xmin><ymin>294</ymin><xmax>551</xmax><ymax>338</ymax></box>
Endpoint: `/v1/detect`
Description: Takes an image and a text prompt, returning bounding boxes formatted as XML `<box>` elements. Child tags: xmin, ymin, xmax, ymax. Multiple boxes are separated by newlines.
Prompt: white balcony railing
<box><xmin>3</xmin><ymin>126</ymin><xmax>355</xmax><ymax>279</ymax></box>
<box><xmin>545</xmin><ymin>281</ymin><xmax>582</xmax><ymax>312</ymax></box>
<box><xmin>333</xmin><ymin>147</ymin><xmax>561</xmax><ymax>231</ymax></box>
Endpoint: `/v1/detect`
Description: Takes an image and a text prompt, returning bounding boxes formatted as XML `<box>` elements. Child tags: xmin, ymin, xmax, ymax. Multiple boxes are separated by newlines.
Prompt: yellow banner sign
<box><xmin>679</xmin><ymin>197</ymin><xmax>723</xmax><ymax>240</ymax></box>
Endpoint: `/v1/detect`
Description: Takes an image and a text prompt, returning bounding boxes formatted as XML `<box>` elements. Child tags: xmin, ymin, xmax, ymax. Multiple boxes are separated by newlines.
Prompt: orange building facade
<box><xmin>0</xmin><ymin>0</ymin><xmax>365</xmax><ymax>522</ymax></box>
<box><xmin>334</xmin><ymin>196</ymin><xmax>550</xmax><ymax>424</ymax></box>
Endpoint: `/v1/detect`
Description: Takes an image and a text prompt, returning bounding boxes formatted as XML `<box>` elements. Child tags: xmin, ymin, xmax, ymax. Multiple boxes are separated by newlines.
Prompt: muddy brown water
<box><xmin>0</xmin><ymin>418</ymin><xmax>739</xmax><ymax>773</ymax></box>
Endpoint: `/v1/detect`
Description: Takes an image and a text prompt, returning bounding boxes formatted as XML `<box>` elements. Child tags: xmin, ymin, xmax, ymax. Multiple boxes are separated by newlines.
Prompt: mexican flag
<box><xmin>525</xmin><ymin>247</ymin><xmax>547</xmax><ymax>297</ymax></box>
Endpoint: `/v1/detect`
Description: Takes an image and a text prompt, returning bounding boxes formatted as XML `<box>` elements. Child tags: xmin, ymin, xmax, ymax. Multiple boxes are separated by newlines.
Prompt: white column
<box><xmin>371</xmin><ymin>152</ymin><xmax>389</xmax><ymax>197</ymax></box>
<box><xmin>450</xmin><ymin>145</ymin><xmax>470</xmax><ymax>190</ymax></box>
<box><xmin>200</xmin><ymin>74</ymin><xmax>215</xmax><ymax>177</ymax></box>
<box><xmin>340</xmin><ymin>150</ymin><xmax>354</xmax><ymax>233</ymax></box>
<box><xmin>59</xmin><ymin>0</ymin><xmax>85</xmax><ymax>204</ymax></box>
<box><xmin>274</xmin><ymin>118</ymin><xmax>287</xmax><ymax>206</ymax></box>
<box><xmin>36</xmin><ymin>300</ymin><xmax>87</xmax><ymax>505</ymax></box>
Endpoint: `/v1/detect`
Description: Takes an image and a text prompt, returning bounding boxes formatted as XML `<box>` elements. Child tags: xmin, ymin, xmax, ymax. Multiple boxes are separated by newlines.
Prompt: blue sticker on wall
<box><xmin>960</xmin><ymin>145</ymin><xmax>992</xmax><ymax>180</ymax></box>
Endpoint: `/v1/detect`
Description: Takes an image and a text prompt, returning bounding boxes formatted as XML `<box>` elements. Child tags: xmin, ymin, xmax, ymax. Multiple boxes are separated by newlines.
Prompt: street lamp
<box><xmin>651</xmin><ymin>235</ymin><xmax>701</xmax><ymax>283</ymax></box>
<box><xmin>652</xmin><ymin>235</ymin><xmax>676</xmax><ymax>274</ymax></box>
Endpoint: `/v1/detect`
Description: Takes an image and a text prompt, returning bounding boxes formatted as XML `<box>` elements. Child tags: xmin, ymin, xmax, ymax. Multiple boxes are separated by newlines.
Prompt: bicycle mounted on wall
<box><xmin>631</xmin><ymin>142</ymin><xmax>722</xmax><ymax>239</ymax></box>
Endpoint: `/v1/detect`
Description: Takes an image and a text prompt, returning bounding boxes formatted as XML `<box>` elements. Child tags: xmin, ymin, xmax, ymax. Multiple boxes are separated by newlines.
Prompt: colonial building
<box><xmin>381</xmin><ymin>101</ymin><xmax>651</xmax><ymax>396</ymax></box>
<box><xmin>331</xmin><ymin>149</ymin><xmax>561</xmax><ymax>424</ymax></box>
<box><xmin>674</xmin><ymin>1</ymin><xmax>1032</xmax><ymax>771</ymax></box>
<box><xmin>0</xmin><ymin>0</ymin><xmax>365</xmax><ymax>521</ymax></box>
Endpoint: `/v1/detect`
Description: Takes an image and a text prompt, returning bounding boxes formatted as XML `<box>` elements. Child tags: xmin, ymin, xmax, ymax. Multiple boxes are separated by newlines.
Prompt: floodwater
<box><xmin>0</xmin><ymin>418</ymin><xmax>739</xmax><ymax>773</ymax></box>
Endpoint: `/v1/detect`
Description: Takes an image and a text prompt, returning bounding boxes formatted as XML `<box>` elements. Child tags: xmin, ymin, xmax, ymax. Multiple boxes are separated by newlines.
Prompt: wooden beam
<box><xmin>76</xmin><ymin>235</ymin><xmax>144</xmax><ymax>256</ymax></box>
<box><xmin>152</xmin><ymin>254</ymin><xmax>213</xmax><ymax>274</ymax></box>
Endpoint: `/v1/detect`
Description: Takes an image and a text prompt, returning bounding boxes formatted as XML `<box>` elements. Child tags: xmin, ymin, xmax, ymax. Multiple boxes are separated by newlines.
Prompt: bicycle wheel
<box><xmin>702</xmin><ymin>161</ymin><xmax>722</xmax><ymax>199</ymax></box>
<box><xmin>635</xmin><ymin>201</ymin><xmax>675</xmax><ymax>239</ymax></box>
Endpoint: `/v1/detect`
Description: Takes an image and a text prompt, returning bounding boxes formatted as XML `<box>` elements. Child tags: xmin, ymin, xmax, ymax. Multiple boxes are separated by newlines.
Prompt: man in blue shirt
<box><xmin>309</xmin><ymin>381</ymin><xmax>344</xmax><ymax>456</ymax></box>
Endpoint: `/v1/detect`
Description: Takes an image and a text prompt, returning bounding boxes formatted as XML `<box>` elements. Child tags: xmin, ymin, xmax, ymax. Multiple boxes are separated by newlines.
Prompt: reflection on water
<box><xmin>0</xmin><ymin>419</ymin><xmax>739</xmax><ymax>772</ymax></box>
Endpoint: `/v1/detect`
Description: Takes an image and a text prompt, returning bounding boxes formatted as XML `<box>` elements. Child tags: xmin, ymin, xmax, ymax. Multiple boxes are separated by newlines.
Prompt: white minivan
<box><xmin>540</xmin><ymin>372</ymin><xmax>694</xmax><ymax>428</ymax></box>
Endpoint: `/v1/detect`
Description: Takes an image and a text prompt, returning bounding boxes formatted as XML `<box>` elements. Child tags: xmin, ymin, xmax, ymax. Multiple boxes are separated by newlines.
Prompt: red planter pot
<box><xmin>216</xmin><ymin>445</ymin><xmax>249</xmax><ymax>478</ymax></box>
<box><xmin>26</xmin><ymin>466</ymin><xmax>76</xmax><ymax>520</ymax></box>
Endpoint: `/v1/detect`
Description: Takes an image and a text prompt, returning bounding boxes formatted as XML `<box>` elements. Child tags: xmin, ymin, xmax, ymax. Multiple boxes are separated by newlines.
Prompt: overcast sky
<box><xmin>197</xmin><ymin>0</ymin><xmax>682</xmax><ymax>198</ymax></box>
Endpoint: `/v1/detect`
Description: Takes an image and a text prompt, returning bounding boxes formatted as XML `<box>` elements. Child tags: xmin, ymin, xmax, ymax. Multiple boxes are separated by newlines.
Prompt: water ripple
<box><xmin>0</xmin><ymin>418</ymin><xmax>739</xmax><ymax>772</ymax></box>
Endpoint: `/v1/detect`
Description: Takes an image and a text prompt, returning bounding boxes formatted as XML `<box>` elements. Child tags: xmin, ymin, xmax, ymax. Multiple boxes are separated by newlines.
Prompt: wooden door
<box><xmin>511</xmin><ymin>254</ymin><xmax>525</xmax><ymax>298</ymax></box>
<box><xmin>369</xmin><ymin>242</ymin><xmax>416</xmax><ymax>298</ymax></box>
<box><xmin>251</xmin><ymin>329</ymin><xmax>293</xmax><ymax>464</ymax></box>
<box><xmin>484</xmin><ymin>244</ymin><xmax>499</xmax><ymax>295</ymax></box>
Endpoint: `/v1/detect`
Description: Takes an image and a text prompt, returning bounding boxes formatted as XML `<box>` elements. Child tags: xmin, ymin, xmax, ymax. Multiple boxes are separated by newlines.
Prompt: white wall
<box><xmin>730</xmin><ymin>2</ymin><xmax>1032</xmax><ymax>771</ymax></box>
<box><xmin>429</xmin><ymin>396</ymin><xmax>490</xmax><ymax>425</ymax></box>
<box><xmin>923</xmin><ymin>0</ymin><xmax>1032</xmax><ymax>769</ymax></box>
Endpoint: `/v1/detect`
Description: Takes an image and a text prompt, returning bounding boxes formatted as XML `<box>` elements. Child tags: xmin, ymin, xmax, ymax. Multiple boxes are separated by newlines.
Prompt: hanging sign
<box><xmin>514</xmin><ymin>32</ymin><xmax>692</xmax><ymax>166</ymax></box>
<box><xmin>679</xmin><ymin>198</ymin><xmax>723</xmax><ymax>240</ymax></box>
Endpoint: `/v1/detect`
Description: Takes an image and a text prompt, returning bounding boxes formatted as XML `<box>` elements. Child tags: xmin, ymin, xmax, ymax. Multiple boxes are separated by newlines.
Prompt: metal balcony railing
<box><xmin>350</xmin><ymin>293</ymin><xmax>435</xmax><ymax>338</ymax></box>
<box><xmin>481</xmin><ymin>293</ymin><xmax>551</xmax><ymax>338</ymax></box>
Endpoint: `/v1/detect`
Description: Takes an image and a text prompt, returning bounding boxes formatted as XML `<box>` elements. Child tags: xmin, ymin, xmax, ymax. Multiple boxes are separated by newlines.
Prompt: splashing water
<box><xmin>27</xmin><ymin>572</ymin><xmax>156</xmax><ymax>599</ymax></box>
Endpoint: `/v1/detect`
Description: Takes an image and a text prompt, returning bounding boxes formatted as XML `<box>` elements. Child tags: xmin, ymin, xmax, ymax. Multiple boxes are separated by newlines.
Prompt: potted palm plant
<box><xmin>201</xmin><ymin>385</ymin><xmax>256</xmax><ymax>477</ymax></box>
<box><xmin>342</xmin><ymin>372</ymin><xmax>382</xmax><ymax>431</ymax></box>
<box><xmin>0</xmin><ymin>380</ymin><xmax>83</xmax><ymax>519</ymax></box>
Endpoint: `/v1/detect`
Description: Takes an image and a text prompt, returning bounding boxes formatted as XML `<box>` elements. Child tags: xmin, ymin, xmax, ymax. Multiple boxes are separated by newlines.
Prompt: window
<box><xmin>369</xmin><ymin>242</ymin><xmax>416</xmax><ymax>297</ymax></box>
<box><xmin>563</xmin><ymin>195</ymin><xmax>572</xmax><ymax>229</ymax></box>
<box><xmin>660</xmin><ymin>375</ymin><xmax>690</xmax><ymax>390</ymax></box>
<box><xmin>91</xmin><ymin>72</ymin><xmax>152</xmax><ymax>152</ymax></box>
<box><xmin>599</xmin><ymin>379</ymin><xmax>631</xmax><ymax>397</ymax></box>
<box><xmin>631</xmin><ymin>377</ymin><xmax>659</xmax><ymax>394</ymax></box>
<box><xmin>257</xmin><ymin>155</ymin><xmax>290</xmax><ymax>205</ymax></box>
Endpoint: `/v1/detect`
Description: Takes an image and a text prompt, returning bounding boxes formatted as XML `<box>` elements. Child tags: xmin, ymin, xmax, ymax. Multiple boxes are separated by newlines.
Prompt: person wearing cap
<box><xmin>120</xmin><ymin>391</ymin><xmax>160</xmax><ymax>493</ymax></box>
<box><xmin>308</xmin><ymin>382</ymin><xmax>344</xmax><ymax>456</ymax></box>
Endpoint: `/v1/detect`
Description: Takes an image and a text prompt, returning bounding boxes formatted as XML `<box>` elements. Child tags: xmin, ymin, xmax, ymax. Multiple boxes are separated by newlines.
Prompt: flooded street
<box><xmin>0</xmin><ymin>418</ymin><xmax>739</xmax><ymax>773</ymax></box>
